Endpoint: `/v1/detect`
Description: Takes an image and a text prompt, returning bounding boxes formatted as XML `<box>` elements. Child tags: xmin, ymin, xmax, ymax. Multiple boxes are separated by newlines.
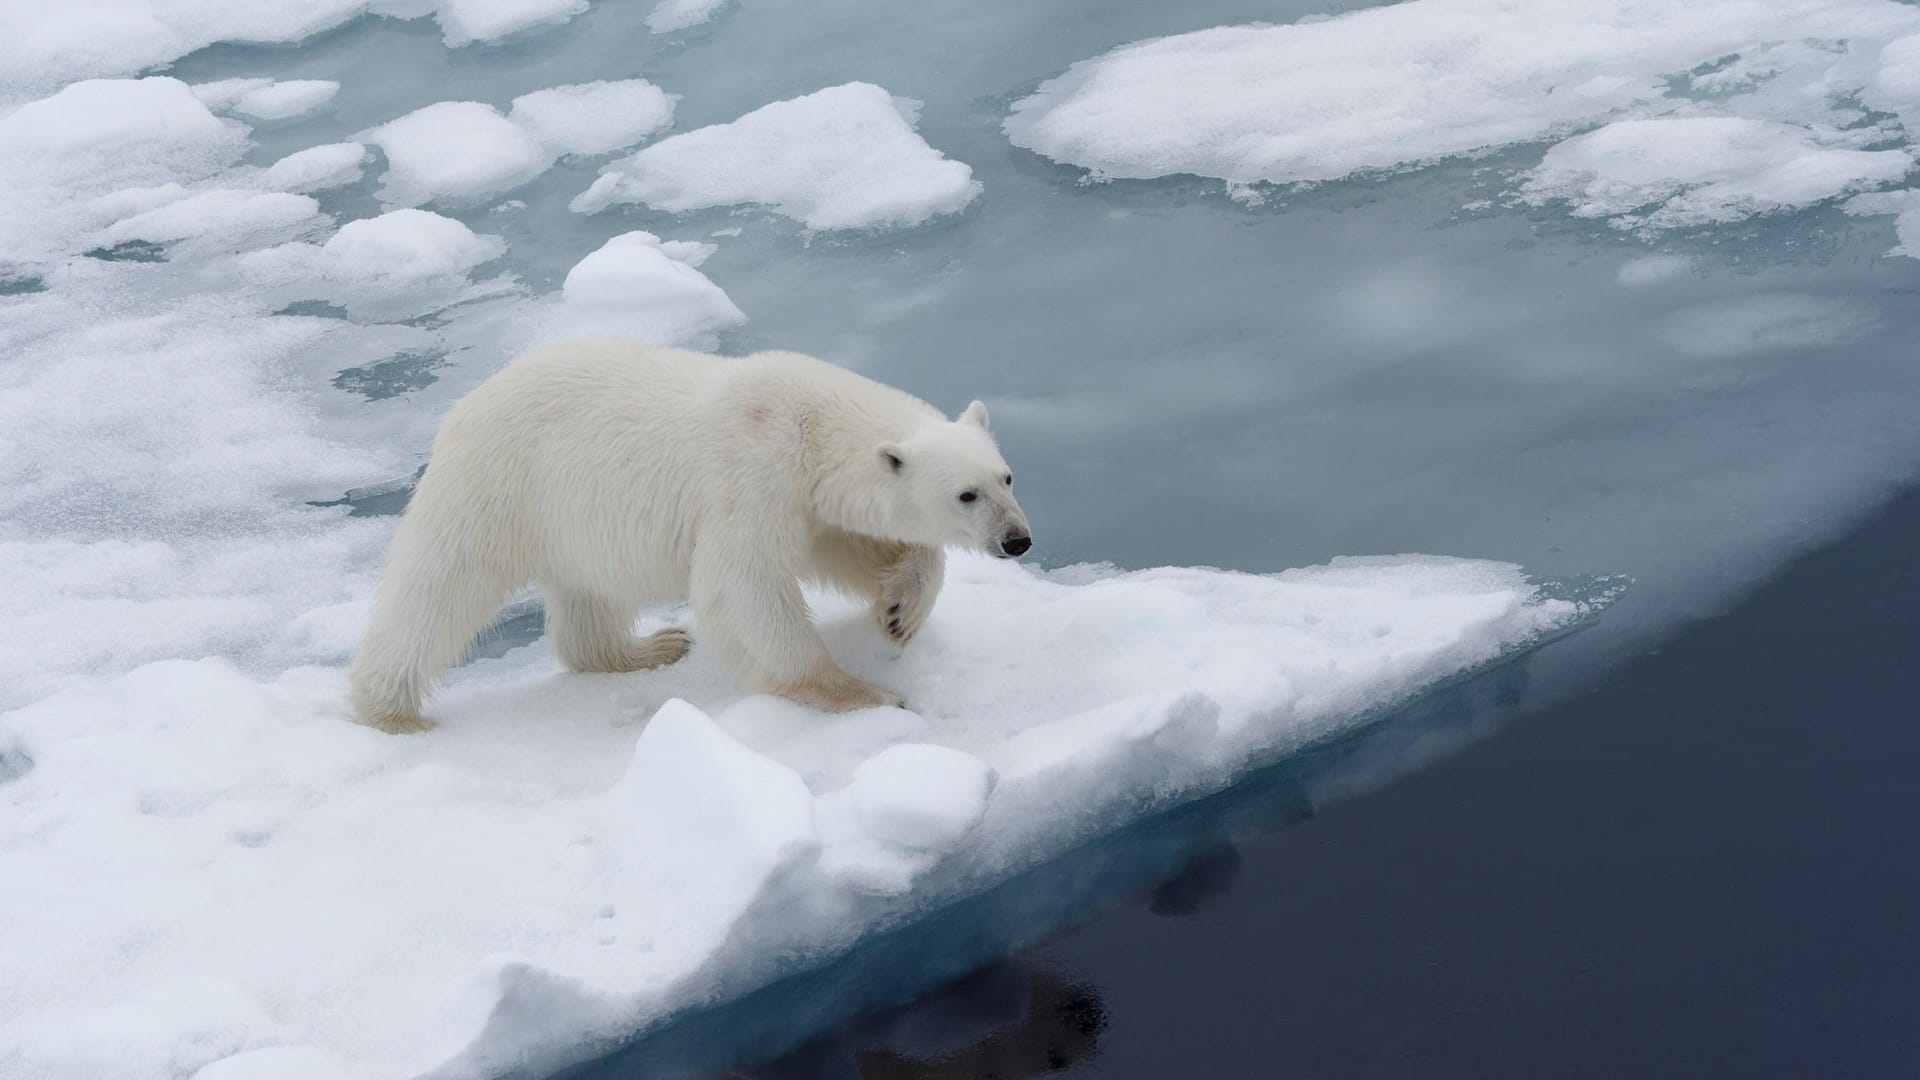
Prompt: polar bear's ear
<box><xmin>877</xmin><ymin>444</ymin><xmax>906</xmax><ymax>473</ymax></box>
<box><xmin>958</xmin><ymin>400</ymin><xmax>990</xmax><ymax>430</ymax></box>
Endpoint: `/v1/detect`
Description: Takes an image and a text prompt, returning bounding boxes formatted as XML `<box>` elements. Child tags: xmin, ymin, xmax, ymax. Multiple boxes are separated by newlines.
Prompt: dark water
<box><xmin>576</xmin><ymin>484</ymin><xmax>1920</xmax><ymax>1079</ymax></box>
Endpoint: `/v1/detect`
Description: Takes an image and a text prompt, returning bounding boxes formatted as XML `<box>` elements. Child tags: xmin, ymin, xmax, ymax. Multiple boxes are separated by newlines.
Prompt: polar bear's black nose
<box><xmin>1000</xmin><ymin>533</ymin><xmax>1032</xmax><ymax>558</ymax></box>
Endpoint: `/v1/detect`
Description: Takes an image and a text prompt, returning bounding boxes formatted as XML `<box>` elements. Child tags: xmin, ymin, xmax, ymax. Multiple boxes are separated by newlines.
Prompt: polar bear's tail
<box><xmin>349</xmin><ymin>470</ymin><xmax>522</xmax><ymax>734</ymax></box>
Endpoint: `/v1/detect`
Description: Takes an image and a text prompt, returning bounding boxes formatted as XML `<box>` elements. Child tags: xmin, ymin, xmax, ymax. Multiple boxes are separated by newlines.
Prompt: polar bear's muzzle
<box><xmin>997</xmin><ymin>531</ymin><xmax>1032</xmax><ymax>558</ymax></box>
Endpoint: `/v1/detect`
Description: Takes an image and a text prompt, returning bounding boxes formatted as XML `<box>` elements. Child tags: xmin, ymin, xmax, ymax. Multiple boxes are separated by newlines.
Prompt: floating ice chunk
<box><xmin>1521</xmin><ymin>117</ymin><xmax>1912</xmax><ymax>229</ymax></box>
<box><xmin>263</xmin><ymin>143</ymin><xmax>370</xmax><ymax>193</ymax></box>
<box><xmin>323</xmin><ymin>208</ymin><xmax>505</xmax><ymax>280</ymax></box>
<box><xmin>508</xmin><ymin>80</ymin><xmax>677</xmax><ymax>157</ymax></box>
<box><xmin>555</xmin><ymin>229</ymin><xmax>745</xmax><ymax>346</ymax></box>
<box><xmin>362</xmin><ymin>101</ymin><xmax>552</xmax><ymax>207</ymax></box>
<box><xmin>1004</xmin><ymin>0</ymin><xmax>1920</xmax><ymax>187</ymax></box>
<box><xmin>232</xmin><ymin>80</ymin><xmax>340</xmax><ymax>122</ymax></box>
<box><xmin>192</xmin><ymin>77</ymin><xmax>275</xmax><ymax>112</ymax></box>
<box><xmin>1846</xmin><ymin>188</ymin><xmax>1920</xmax><ymax>258</ymax></box>
<box><xmin>647</xmin><ymin>0</ymin><xmax>731</xmax><ymax>33</ymax></box>
<box><xmin>380</xmin><ymin>0</ymin><xmax>591</xmax><ymax>47</ymax></box>
<box><xmin>580</xmin><ymin>82</ymin><xmax>981</xmax><ymax>230</ymax></box>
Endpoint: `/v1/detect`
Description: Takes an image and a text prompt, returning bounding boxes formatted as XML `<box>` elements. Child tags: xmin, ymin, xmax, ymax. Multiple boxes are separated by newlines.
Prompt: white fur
<box><xmin>348</xmin><ymin>339</ymin><xmax>1030</xmax><ymax>733</ymax></box>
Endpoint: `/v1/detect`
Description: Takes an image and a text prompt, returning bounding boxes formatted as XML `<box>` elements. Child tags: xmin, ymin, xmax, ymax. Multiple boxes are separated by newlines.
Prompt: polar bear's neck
<box><xmin>802</xmin><ymin>393</ymin><xmax>942</xmax><ymax>546</ymax></box>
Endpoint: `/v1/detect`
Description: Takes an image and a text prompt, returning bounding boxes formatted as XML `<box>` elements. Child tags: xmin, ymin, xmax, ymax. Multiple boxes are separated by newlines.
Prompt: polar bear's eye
<box><xmin>1003</xmin><ymin>473</ymin><xmax>1013</xmax><ymax>486</ymax></box>
<box><xmin>958</xmin><ymin>490</ymin><xmax>979</xmax><ymax>504</ymax></box>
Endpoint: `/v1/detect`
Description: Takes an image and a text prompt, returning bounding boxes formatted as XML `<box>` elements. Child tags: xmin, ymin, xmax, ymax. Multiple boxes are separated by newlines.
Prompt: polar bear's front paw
<box><xmin>876</xmin><ymin>552</ymin><xmax>941</xmax><ymax>646</ymax></box>
<box><xmin>782</xmin><ymin>669</ymin><xmax>905</xmax><ymax>713</ymax></box>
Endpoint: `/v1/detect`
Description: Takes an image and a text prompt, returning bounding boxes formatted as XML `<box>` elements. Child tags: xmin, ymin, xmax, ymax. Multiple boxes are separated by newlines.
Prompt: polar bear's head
<box><xmin>876</xmin><ymin>401</ymin><xmax>1032</xmax><ymax>558</ymax></box>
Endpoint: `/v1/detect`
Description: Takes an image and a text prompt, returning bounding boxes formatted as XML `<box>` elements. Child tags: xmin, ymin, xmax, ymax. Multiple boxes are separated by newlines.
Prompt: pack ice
<box><xmin>0</xmin><ymin>12</ymin><xmax>1615</xmax><ymax>1080</ymax></box>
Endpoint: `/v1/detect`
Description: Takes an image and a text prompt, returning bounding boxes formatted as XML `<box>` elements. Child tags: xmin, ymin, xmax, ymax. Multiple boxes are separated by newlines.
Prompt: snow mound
<box><xmin>647</xmin><ymin>0</ymin><xmax>731</xmax><ymax>33</ymax></box>
<box><xmin>553</xmin><ymin>229</ymin><xmax>745</xmax><ymax>347</ymax></box>
<box><xmin>361</xmin><ymin>101</ymin><xmax>553</xmax><ymax>207</ymax></box>
<box><xmin>1521</xmin><ymin>118</ymin><xmax>1912</xmax><ymax>230</ymax></box>
<box><xmin>574</xmin><ymin>82</ymin><xmax>981</xmax><ymax>230</ymax></box>
<box><xmin>508</xmin><ymin>80</ymin><xmax>677</xmax><ymax>157</ymax></box>
<box><xmin>1005</xmin><ymin>0</ymin><xmax>1920</xmax><ymax>227</ymax></box>
<box><xmin>0</xmin><ymin>552</ymin><xmax>1600</xmax><ymax>1080</ymax></box>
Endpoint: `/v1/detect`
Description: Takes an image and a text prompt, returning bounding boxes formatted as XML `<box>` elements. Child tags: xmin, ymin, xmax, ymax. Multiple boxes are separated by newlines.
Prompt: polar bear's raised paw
<box><xmin>876</xmin><ymin>545</ymin><xmax>943</xmax><ymax>646</ymax></box>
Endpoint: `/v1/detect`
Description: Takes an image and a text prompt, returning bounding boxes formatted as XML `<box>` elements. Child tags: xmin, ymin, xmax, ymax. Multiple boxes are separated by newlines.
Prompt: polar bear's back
<box><xmin>409</xmin><ymin>339</ymin><xmax>941</xmax><ymax>600</ymax></box>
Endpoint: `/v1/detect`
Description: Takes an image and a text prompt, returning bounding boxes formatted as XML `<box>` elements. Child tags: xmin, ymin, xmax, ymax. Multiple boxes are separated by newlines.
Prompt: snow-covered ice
<box><xmin>574</xmin><ymin>83</ymin><xmax>982</xmax><ymax>230</ymax></box>
<box><xmin>0</xmin><ymin>552</ymin><xmax>1593</xmax><ymax>1080</ymax></box>
<box><xmin>508</xmin><ymin>80</ymin><xmax>677</xmax><ymax>157</ymax></box>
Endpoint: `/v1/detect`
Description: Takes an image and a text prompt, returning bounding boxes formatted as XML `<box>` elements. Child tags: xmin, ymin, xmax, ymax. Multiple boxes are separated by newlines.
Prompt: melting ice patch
<box><xmin>1847</xmin><ymin>188</ymin><xmax>1920</xmax><ymax>258</ymax></box>
<box><xmin>647</xmin><ymin>0</ymin><xmax>733</xmax><ymax>34</ymax></box>
<box><xmin>0</xmin><ymin>554</ymin><xmax>1599</xmax><ymax>1080</ymax></box>
<box><xmin>1006</xmin><ymin>0</ymin><xmax>1920</xmax><ymax>231</ymax></box>
<box><xmin>1520</xmin><ymin>118</ymin><xmax>1912</xmax><ymax>230</ymax></box>
<box><xmin>0</xmin><ymin>1</ymin><xmax>592</xmax><ymax>103</ymax></box>
<box><xmin>573</xmin><ymin>82</ymin><xmax>982</xmax><ymax>230</ymax></box>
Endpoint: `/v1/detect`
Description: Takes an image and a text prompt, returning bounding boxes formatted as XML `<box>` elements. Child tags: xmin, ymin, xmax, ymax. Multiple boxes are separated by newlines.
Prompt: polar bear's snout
<box><xmin>999</xmin><ymin>531</ymin><xmax>1032</xmax><ymax>558</ymax></box>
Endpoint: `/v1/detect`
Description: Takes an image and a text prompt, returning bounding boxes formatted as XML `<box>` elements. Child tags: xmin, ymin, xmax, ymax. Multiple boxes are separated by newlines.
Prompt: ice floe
<box><xmin>0</xmin><ymin>553</ymin><xmax>1598</xmax><ymax>1080</ymax></box>
<box><xmin>361</xmin><ymin>101</ymin><xmax>553</xmax><ymax>207</ymax></box>
<box><xmin>573</xmin><ymin>82</ymin><xmax>981</xmax><ymax>230</ymax></box>
<box><xmin>1005</xmin><ymin>0</ymin><xmax>1920</xmax><ymax>230</ymax></box>
<box><xmin>365</xmin><ymin>82</ymin><xmax>675</xmax><ymax>207</ymax></box>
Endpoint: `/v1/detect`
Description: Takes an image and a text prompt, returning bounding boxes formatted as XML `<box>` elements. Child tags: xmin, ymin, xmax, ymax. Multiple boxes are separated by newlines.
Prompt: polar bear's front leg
<box><xmin>691</xmin><ymin>543</ymin><xmax>904</xmax><ymax>712</ymax></box>
<box><xmin>877</xmin><ymin>544</ymin><xmax>944</xmax><ymax>646</ymax></box>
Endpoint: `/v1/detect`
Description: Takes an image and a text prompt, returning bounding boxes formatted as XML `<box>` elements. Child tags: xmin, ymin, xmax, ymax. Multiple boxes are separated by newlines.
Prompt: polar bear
<box><xmin>348</xmin><ymin>339</ymin><xmax>1031</xmax><ymax>733</ymax></box>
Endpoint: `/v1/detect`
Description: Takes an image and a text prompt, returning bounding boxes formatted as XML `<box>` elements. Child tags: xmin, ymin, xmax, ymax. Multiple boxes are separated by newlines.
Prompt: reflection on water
<box><xmin>566</xmin><ymin>645</ymin><xmax>1535</xmax><ymax>1080</ymax></box>
<box><xmin>734</xmin><ymin>960</ymin><xmax>1106</xmax><ymax>1080</ymax></box>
